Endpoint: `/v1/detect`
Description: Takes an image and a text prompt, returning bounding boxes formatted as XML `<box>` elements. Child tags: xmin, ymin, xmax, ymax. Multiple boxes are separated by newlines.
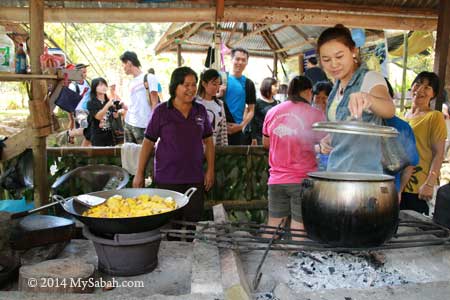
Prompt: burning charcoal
<box><xmin>328</xmin><ymin>267</ymin><xmax>335</xmax><ymax>274</ymax></box>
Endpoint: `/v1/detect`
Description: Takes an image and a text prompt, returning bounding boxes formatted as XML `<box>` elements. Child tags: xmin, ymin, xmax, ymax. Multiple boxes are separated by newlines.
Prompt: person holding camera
<box><xmin>107</xmin><ymin>83</ymin><xmax>125</xmax><ymax>144</ymax></box>
<box><xmin>87</xmin><ymin>77</ymin><xmax>118</xmax><ymax>146</ymax></box>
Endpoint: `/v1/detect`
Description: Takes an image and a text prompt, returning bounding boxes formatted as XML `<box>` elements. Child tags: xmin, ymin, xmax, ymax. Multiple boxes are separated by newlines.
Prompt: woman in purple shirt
<box><xmin>133</xmin><ymin>67</ymin><xmax>215</xmax><ymax>225</ymax></box>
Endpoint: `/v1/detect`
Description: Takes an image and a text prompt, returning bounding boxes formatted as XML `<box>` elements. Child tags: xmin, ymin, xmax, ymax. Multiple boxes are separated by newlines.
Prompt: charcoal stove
<box><xmin>82</xmin><ymin>226</ymin><xmax>161</xmax><ymax>276</ymax></box>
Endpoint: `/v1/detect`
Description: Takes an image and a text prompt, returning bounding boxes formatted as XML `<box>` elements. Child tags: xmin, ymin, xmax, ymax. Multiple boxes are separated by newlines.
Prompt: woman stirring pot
<box><xmin>318</xmin><ymin>24</ymin><xmax>395</xmax><ymax>173</ymax></box>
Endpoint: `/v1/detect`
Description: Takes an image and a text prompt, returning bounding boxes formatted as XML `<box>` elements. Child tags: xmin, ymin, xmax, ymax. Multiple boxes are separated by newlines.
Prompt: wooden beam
<box><xmin>0</xmin><ymin>7</ymin><xmax>215</xmax><ymax>23</ymax></box>
<box><xmin>298</xmin><ymin>53</ymin><xmax>304</xmax><ymax>75</ymax></box>
<box><xmin>216</xmin><ymin>0</ymin><xmax>224</xmax><ymax>21</ymax></box>
<box><xmin>229</xmin><ymin>24</ymin><xmax>272</xmax><ymax>47</ymax></box>
<box><xmin>225</xmin><ymin>22</ymin><xmax>238</xmax><ymax>48</ymax></box>
<box><xmin>273</xmin><ymin>52</ymin><xmax>278</xmax><ymax>79</ymax></box>
<box><xmin>433</xmin><ymin>0</ymin><xmax>450</xmax><ymax>112</ymax></box>
<box><xmin>1</xmin><ymin>128</ymin><xmax>33</xmax><ymax>162</ymax></box>
<box><xmin>222</xmin><ymin>8</ymin><xmax>437</xmax><ymax>31</ymax></box>
<box><xmin>213</xmin><ymin>204</ymin><xmax>252</xmax><ymax>300</ymax></box>
<box><xmin>290</xmin><ymin>25</ymin><xmax>316</xmax><ymax>48</ymax></box>
<box><xmin>154</xmin><ymin>23</ymin><xmax>180</xmax><ymax>55</ymax></box>
<box><xmin>177</xmin><ymin>44</ymin><xmax>182</xmax><ymax>67</ymax></box>
<box><xmin>221</xmin><ymin>0</ymin><xmax>437</xmax><ymax>18</ymax></box>
<box><xmin>0</xmin><ymin>7</ymin><xmax>436</xmax><ymax>30</ymax></box>
<box><xmin>30</xmin><ymin>0</ymin><xmax>49</xmax><ymax>207</ymax></box>
<box><xmin>275</xmin><ymin>39</ymin><xmax>311</xmax><ymax>53</ymax></box>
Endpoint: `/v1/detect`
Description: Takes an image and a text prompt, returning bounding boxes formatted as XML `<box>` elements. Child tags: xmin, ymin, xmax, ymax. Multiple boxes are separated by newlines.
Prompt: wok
<box><xmin>56</xmin><ymin>187</ymin><xmax>196</xmax><ymax>235</ymax></box>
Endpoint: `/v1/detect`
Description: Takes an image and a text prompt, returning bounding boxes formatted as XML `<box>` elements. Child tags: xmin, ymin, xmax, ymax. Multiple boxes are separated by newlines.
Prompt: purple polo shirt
<box><xmin>144</xmin><ymin>100</ymin><xmax>213</xmax><ymax>184</ymax></box>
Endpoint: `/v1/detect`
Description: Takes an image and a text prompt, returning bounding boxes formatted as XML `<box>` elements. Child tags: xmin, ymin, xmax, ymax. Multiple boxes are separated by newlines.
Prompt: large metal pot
<box><xmin>301</xmin><ymin>171</ymin><xmax>399</xmax><ymax>247</ymax></box>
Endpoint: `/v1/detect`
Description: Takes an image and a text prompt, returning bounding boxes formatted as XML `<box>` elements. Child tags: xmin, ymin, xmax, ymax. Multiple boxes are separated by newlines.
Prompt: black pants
<box><xmin>155</xmin><ymin>183</ymin><xmax>204</xmax><ymax>223</ymax></box>
<box><xmin>155</xmin><ymin>182</ymin><xmax>204</xmax><ymax>241</ymax></box>
<box><xmin>400</xmin><ymin>192</ymin><xmax>429</xmax><ymax>215</ymax></box>
<box><xmin>228</xmin><ymin>131</ymin><xmax>251</xmax><ymax>145</ymax></box>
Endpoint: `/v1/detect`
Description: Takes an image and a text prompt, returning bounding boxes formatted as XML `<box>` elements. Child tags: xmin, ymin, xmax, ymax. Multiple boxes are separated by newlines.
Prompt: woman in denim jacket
<box><xmin>318</xmin><ymin>25</ymin><xmax>395</xmax><ymax>173</ymax></box>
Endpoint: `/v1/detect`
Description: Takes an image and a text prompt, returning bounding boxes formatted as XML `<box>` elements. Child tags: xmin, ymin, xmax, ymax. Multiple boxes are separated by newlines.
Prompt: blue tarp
<box><xmin>0</xmin><ymin>197</ymin><xmax>34</xmax><ymax>213</ymax></box>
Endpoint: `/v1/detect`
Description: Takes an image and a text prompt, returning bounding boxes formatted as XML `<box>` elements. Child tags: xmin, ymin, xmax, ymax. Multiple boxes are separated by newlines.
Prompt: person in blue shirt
<box><xmin>383</xmin><ymin>78</ymin><xmax>419</xmax><ymax>202</ymax></box>
<box><xmin>222</xmin><ymin>47</ymin><xmax>256</xmax><ymax>145</ymax></box>
<box><xmin>384</xmin><ymin>116</ymin><xmax>419</xmax><ymax>202</ymax></box>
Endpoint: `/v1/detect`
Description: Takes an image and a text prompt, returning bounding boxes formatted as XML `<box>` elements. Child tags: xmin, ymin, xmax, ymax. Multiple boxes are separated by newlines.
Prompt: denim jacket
<box><xmin>326</xmin><ymin>64</ymin><xmax>383</xmax><ymax>173</ymax></box>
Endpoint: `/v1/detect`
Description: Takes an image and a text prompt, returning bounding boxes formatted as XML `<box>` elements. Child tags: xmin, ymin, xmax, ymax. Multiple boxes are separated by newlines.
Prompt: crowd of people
<box><xmin>61</xmin><ymin>24</ymin><xmax>448</xmax><ymax>228</ymax></box>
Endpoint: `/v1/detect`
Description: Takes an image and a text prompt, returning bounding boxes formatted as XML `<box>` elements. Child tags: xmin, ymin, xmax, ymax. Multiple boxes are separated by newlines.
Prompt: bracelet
<box><xmin>425</xmin><ymin>182</ymin><xmax>434</xmax><ymax>188</ymax></box>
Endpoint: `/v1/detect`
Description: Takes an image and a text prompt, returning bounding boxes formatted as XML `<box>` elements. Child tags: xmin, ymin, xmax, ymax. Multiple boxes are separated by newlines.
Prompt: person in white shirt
<box><xmin>67</xmin><ymin>63</ymin><xmax>91</xmax><ymax>146</ymax></box>
<box><xmin>120</xmin><ymin>51</ymin><xmax>158</xmax><ymax>144</ymax></box>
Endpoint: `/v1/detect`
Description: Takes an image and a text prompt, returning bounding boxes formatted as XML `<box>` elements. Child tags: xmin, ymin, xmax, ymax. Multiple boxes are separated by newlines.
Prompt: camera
<box><xmin>113</xmin><ymin>100</ymin><xmax>122</xmax><ymax>110</ymax></box>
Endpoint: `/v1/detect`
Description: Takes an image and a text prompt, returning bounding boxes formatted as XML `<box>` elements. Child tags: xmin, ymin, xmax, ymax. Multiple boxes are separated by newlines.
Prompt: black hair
<box><xmin>288</xmin><ymin>76</ymin><xmax>313</xmax><ymax>103</ymax></box>
<box><xmin>313</xmin><ymin>81</ymin><xmax>333</xmax><ymax>96</ymax></box>
<box><xmin>317</xmin><ymin>24</ymin><xmax>356</xmax><ymax>54</ymax></box>
<box><xmin>148</xmin><ymin>68</ymin><xmax>155</xmax><ymax>74</ymax></box>
<box><xmin>260</xmin><ymin>77</ymin><xmax>278</xmax><ymax>99</ymax></box>
<box><xmin>120</xmin><ymin>51</ymin><xmax>141</xmax><ymax>68</ymax></box>
<box><xmin>169</xmin><ymin>67</ymin><xmax>198</xmax><ymax>101</ymax></box>
<box><xmin>307</xmin><ymin>57</ymin><xmax>318</xmax><ymax>66</ymax></box>
<box><xmin>197</xmin><ymin>68</ymin><xmax>220</xmax><ymax>98</ymax></box>
<box><xmin>384</xmin><ymin>78</ymin><xmax>395</xmax><ymax>98</ymax></box>
<box><xmin>231</xmin><ymin>47</ymin><xmax>249</xmax><ymax>59</ymax></box>
<box><xmin>412</xmin><ymin>71</ymin><xmax>440</xmax><ymax>98</ymax></box>
<box><xmin>90</xmin><ymin>77</ymin><xmax>109</xmax><ymax>102</ymax></box>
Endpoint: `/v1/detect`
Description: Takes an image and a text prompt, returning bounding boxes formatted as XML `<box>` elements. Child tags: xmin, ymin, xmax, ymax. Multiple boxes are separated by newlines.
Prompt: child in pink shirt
<box><xmin>262</xmin><ymin>76</ymin><xmax>325</xmax><ymax>238</ymax></box>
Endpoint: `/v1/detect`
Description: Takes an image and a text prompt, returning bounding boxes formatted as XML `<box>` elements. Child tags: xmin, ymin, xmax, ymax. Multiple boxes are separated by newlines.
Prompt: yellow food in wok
<box><xmin>82</xmin><ymin>194</ymin><xmax>177</xmax><ymax>218</ymax></box>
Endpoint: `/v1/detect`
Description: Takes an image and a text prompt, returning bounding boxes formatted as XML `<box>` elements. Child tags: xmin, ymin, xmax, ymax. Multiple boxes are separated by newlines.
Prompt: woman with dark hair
<box><xmin>262</xmin><ymin>76</ymin><xmax>325</xmax><ymax>238</ymax></box>
<box><xmin>312</xmin><ymin>81</ymin><xmax>333</xmax><ymax>112</ymax></box>
<box><xmin>402</xmin><ymin>71</ymin><xmax>447</xmax><ymax>214</ymax></box>
<box><xmin>317</xmin><ymin>24</ymin><xmax>395</xmax><ymax>173</ymax></box>
<box><xmin>86</xmin><ymin>77</ymin><xmax>117</xmax><ymax>146</ymax></box>
<box><xmin>133</xmin><ymin>67</ymin><xmax>215</xmax><ymax>225</ymax></box>
<box><xmin>195</xmin><ymin>69</ymin><xmax>228</xmax><ymax>146</ymax></box>
<box><xmin>249</xmin><ymin>77</ymin><xmax>279</xmax><ymax>145</ymax></box>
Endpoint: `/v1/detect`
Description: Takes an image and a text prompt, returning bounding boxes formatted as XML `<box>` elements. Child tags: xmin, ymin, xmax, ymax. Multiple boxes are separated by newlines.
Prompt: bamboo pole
<box><xmin>400</xmin><ymin>31</ymin><xmax>409</xmax><ymax>112</ymax></box>
<box><xmin>273</xmin><ymin>53</ymin><xmax>278</xmax><ymax>79</ymax></box>
<box><xmin>177</xmin><ymin>44</ymin><xmax>182</xmax><ymax>67</ymax></box>
<box><xmin>298</xmin><ymin>53</ymin><xmax>304</xmax><ymax>75</ymax></box>
<box><xmin>30</xmin><ymin>0</ymin><xmax>49</xmax><ymax>207</ymax></box>
<box><xmin>46</xmin><ymin>146</ymin><xmax>268</xmax><ymax>157</ymax></box>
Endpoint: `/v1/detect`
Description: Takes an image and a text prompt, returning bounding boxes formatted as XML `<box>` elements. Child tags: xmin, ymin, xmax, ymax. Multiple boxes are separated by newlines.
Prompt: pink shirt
<box><xmin>263</xmin><ymin>101</ymin><xmax>325</xmax><ymax>184</ymax></box>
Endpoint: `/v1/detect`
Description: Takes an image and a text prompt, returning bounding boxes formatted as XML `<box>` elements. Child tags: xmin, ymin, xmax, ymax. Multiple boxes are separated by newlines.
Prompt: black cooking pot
<box><xmin>301</xmin><ymin>171</ymin><xmax>399</xmax><ymax>247</ymax></box>
<box><xmin>57</xmin><ymin>188</ymin><xmax>196</xmax><ymax>234</ymax></box>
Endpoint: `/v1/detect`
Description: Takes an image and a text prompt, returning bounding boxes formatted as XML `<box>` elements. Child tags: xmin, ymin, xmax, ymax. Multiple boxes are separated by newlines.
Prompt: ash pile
<box><xmin>287</xmin><ymin>251</ymin><xmax>431</xmax><ymax>292</ymax></box>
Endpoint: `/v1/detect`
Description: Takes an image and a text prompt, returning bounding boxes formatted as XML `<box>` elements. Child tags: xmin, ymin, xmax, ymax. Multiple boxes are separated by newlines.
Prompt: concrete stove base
<box><xmin>1</xmin><ymin>210</ymin><xmax>449</xmax><ymax>300</ymax></box>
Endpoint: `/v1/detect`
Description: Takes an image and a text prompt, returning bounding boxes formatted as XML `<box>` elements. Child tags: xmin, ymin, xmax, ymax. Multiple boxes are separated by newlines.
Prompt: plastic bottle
<box><xmin>15</xmin><ymin>43</ymin><xmax>27</xmax><ymax>74</ymax></box>
<box><xmin>0</xmin><ymin>25</ymin><xmax>15</xmax><ymax>72</ymax></box>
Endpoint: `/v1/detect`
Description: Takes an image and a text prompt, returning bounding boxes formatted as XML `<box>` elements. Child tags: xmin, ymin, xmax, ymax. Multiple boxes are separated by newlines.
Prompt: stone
<box><xmin>18</xmin><ymin>258</ymin><xmax>95</xmax><ymax>293</ymax></box>
<box><xmin>19</xmin><ymin>242</ymin><xmax>69</xmax><ymax>265</ymax></box>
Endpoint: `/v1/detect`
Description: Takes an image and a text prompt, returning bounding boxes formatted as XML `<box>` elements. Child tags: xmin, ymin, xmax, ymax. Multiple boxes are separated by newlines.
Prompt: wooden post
<box><xmin>400</xmin><ymin>31</ymin><xmax>409</xmax><ymax>112</ymax></box>
<box><xmin>30</xmin><ymin>0</ymin><xmax>49</xmax><ymax>207</ymax></box>
<box><xmin>177</xmin><ymin>43</ymin><xmax>182</xmax><ymax>67</ymax></box>
<box><xmin>213</xmin><ymin>30</ymin><xmax>221</xmax><ymax>70</ymax></box>
<box><xmin>433</xmin><ymin>0</ymin><xmax>450</xmax><ymax>111</ymax></box>
<box><xmin>273</xmin><ymin>52</ymin><xmax>278</xmax><ymax>79</ymax></box>
<box><xmin>298</xmin><ymin>53</ymin><xmax>304</xmax><ymax>75</ymax></box>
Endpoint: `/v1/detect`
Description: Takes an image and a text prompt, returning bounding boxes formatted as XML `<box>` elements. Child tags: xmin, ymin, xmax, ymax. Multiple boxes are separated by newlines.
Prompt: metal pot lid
<box><xmin>312</xmin><ymin>121</ymin><xmax>398</xmax><ymax>137</ymax></box>
<box><xmin>308</xmin><ymin>171</ymin><xmax>394</xmax><ymax>181</ymax></box>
